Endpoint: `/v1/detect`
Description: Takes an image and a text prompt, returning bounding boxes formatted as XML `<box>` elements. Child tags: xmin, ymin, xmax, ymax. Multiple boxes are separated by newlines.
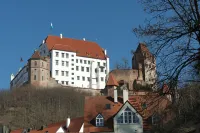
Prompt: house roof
<box><xmin>84</xmin><ymin>93</ymin><xmax>171</xmax><ymax>132</ymax></box>
<box><xmin>129</xmin><ymin>93</ymin><xmax>171</xmax><ymax>119</ymax></box>
<box><xmin>10</xmin><ymin>117</ymin><xmax>84</xmax><ymax>133</ymax></box>
<box><xmin>106</xmin><ymin>73</ymin><xmax>119</xmax><ymax>86</ymax></box>
<box><xmin>44</xmin><ymin>35</ymin><xmax>107</xmax><ymax>60</ymax></box>
<box><xmin>84</xmin><ymin>96</ymin><xmax>123</xmax><ymax>132</ymax></box>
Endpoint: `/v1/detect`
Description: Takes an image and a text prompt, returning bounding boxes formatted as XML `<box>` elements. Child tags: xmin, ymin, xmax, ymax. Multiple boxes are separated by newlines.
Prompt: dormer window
<box><xmin>117</xmin><ymin>107</ymin><xmax>139</xmax><ymax>124</ymax></box>
<box><xmin>96</xmin><ymin>114</ymin><xmax>104</xmax><ymax>127</ymax></box>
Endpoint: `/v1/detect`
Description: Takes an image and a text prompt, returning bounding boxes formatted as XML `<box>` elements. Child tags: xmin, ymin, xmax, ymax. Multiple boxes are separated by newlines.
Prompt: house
<box><xmin>10</xmin><ymin>117</ymin><xmax>84</xmax><ymax>133</ymax></box>
<box><xmin>10</xmin><ymin>34</ymin><xmax>109</xmax><ymax>89</ymax></box>
<box><xmin>83</xmin><ymin>74</ymin><xmax>172</xmax><ymax>133</ymax></box>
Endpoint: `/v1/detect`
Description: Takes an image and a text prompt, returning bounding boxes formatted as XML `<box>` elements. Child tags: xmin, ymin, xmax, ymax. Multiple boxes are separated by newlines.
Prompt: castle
<box><xmin>109</xmin><ymin>43</ymin><xmax>157</xmax><ymax>91</ymax></box>
<box><xmin>10</xmin><ymin>34</ymin><xmax>109</xmax><ymax>89</ymax></box>
<box><xmin>10</xmin><ymin>35</ymin><xmax>156</xmax><ymax>91</ymax></box>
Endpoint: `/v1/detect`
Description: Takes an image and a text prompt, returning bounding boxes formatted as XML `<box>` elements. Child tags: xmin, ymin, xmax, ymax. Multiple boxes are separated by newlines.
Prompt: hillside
<box><xmin>0</xmin><ymin>86</ymin><xmax>92</xmax><ymax>130</ymax></box>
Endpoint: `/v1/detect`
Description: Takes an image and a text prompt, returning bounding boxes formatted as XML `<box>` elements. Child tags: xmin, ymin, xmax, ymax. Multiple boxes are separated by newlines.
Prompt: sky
<box><xmin>0</xmin><ymin>0</ymin><xmax>149</xmax><ymax>89</ymax></box>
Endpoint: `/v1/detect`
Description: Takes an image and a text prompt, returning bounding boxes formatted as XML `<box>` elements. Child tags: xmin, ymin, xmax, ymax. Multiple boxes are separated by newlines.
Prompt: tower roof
<box><xmin>136</xmin><ymin>43</ymin><xmax>151</xmax><ymax>54</ymax></box>
<box><xmin>106</xmin><ymin>73</ymin><xmax>119</xmax><ymax>86</ymax></box>
<box><xmin>31</xmin><ymin>51</ymin><xmax>41</xmax><ymax>59</ymax></box>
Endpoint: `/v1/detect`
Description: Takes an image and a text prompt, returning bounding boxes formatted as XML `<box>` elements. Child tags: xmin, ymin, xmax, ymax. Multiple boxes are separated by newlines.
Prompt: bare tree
<box><xmin>133</xmin><ymin>0</ymin><xmax>200</xmax><ymax>90</ymax></box>
<box><xmin>114</xmin><ymin>57</ymin><xmax>131</xmax><ymax>69</ymax></box>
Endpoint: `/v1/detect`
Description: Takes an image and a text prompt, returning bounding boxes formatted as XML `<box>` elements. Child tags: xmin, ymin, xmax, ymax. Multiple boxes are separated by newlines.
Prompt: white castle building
<box><xmin>10</xmin><ymin>34</ymin><xmax>110</xmax><ymax>89</ymax></box>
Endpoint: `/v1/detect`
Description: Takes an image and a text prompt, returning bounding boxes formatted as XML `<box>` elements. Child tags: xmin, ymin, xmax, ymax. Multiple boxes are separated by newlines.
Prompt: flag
<box><xmin>20</xmin><ymin>57</ymin><xmax>23</xmax><ymax>62</ymax></box>
<box><xmin>50</xmin><ymin>22</ymin><xmax>53</xmax><ymax>29</ymax></box>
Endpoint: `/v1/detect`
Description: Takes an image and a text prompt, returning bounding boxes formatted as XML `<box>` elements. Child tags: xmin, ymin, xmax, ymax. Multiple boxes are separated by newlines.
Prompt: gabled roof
<box><xmin>44</xmin><ymin>35</ymin><xmax>107</xmax><ymax>60</ymax></box>
<box><xmin>84</xmin><ymin>96</ymin><xmax>123</xmax><ymax>132</ymax></box>
<box><xmin>106</xmin><ymin>73</ymin><xmax>119</xmax><ymax>86</ymax></box>
<box><xmin>31</xmin><ymin>51</ymin><xmax>41</xmax><ymax>59</ymax></box>
<box><xmin>10</xmin><ymin>117</ymin><xmax>84</xmax><ymax>133</ymax></box>
<box><xmin>136</xmin><ymin>43</ymin><xmax>150</xmax><ymax>54</ymax></box>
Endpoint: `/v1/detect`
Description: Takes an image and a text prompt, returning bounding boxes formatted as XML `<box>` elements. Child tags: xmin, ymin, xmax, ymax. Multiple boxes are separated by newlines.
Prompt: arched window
<box><xmin>96</xmin><ymin>114</ymin><xmax>104</xmax><ymax>127</ymax></box>
<box><xmin>117</xmin><ymin>107</ymin><xmax>139</xmax><ymax>124</ymax></box>
<box><xmin>34</xmin><ymin>61</ymin><xmax>37</xmax><ymax>66</ymax></box>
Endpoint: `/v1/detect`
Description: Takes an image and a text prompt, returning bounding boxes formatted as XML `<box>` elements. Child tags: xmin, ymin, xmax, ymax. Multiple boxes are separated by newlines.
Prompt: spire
<box><xmin>106</xmin><ymin>73</ymin><xmax>119</xmax><ymax>86</ymax></box>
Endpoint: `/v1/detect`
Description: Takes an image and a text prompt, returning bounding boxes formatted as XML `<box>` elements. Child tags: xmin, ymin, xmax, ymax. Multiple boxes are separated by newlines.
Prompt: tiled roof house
<box><xmin>83</xmin><ymin>74</ymin><xmax>172</xmax><ymax>133</ymax></box>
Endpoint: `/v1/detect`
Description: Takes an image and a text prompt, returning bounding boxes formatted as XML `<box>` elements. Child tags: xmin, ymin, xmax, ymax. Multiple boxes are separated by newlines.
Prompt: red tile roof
<box><xmin>84</xmin><ymin>92</ymin><xmax>172</xmax><ymax>132</ymax></box>
<box><xmin>106</xmin><ymin>73</ymin><xmax>119</xmax><ymax>86</ymax></box>
<box><xmin>45</xmin><ymin>35</ymin><xmax>107</xmax><ymax>60</ymax></box>
<box><xmin>31</xmin><ymin>51</ymin><xmax>41</xmax><ymax>59</ymax></box>
<box><xmin>84</xmin><ymin>96</ymin><xmax>123</xmax><ymax>132</ymax></box>
<box><xmin>11</xmin><ymin>117</ymin><xmax>84</xmax><ymax>133</ymax></box>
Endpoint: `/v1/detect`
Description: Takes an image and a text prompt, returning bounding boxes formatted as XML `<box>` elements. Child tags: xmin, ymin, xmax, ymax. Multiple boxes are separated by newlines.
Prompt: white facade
<box><xmin>38</xmin><ymin>42</ymin><xmax>109</xmax><ymax>89</ymax></box>
<box><xmin>113</xmin><ymin>102</ymin><xmax>143</xmax><ymax>133</ymax></box>
<box><xmin>10</xmin><ymin>65</ymin><xmax>29</xmax><ymax>89</ymax></box>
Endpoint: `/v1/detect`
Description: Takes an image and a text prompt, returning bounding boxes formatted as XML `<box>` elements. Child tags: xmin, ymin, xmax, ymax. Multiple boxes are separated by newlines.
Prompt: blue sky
<box><xmin>0</xmin><ymin>0</ymin><xmax>149</xmax><ymax>89</ymax></box>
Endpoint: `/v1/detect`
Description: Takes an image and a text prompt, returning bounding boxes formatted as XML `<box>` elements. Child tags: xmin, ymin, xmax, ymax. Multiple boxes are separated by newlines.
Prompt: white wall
<box><xmin>51</xmin><ymin>50</ymin><xmax>109</xmax><ymax>89</ymax></box>
<box><xmin>56</xmin><ymin>127</ymin><xmax>65</xmax><ymax>133</ymax></box>
<box><xmin>114</xmin><ymin>102</ymin><xmax>143</xmax><ymax>133</ymax></box>
<box><xmin>10</xmin><ymin>65</ymin><xmax>29</xmax><ymax>89</ymax></box>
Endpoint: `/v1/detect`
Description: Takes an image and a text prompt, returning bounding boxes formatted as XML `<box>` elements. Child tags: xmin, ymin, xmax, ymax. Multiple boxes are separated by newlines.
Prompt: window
<box><xmin>105</xmin><ymin>70</ymin><xmax>107</xmax><ymax>74</ymax></box>
<box><xmin>105</xmin><ymin>104</ymin><xmax>111</xmax><ymax>109</ymax></box>
<box><xmin>81</xmin><ymin>67</ymin><xmax>84</xmax><ymax>72</ymax></box>
<box><xmin>62</xmin><ymin>71</ymin><xmax>64</xmax><ymax>76</ymax></box>
<box><xmin>103</xmin><ymin>63</ymin><xmax>106</xmax><ymax>66</ymax></box>
<box><xmin>97</xmin><ymin>62</ymin><xmax>100</xmax><ymax>66</ymax></box>
<box><xmin>96</xmin><ymin>78</ymin><xmax>98</xmax><ymax>82</ymax></box>
<box><xmin>72</xmin><ymin>63</ymin><xmax>74</xmax><ymax>66</ymax></box>
<box><xmin>72</xmin><ymin>77</ymin><xmax>74</xmax><ymax>80</ymax></box>
<box><xmin>61</xmin><ymin>53</ymin><xmax>64</xmax><ymax>58</ymax></box>
<box><xmin>72</xmin><ymin>73</ymin><xmax>74</xmax><ymax>75</ymax></box>
<box><xmin>101</xmin><ymin>77</ymin><xmax>104</xmax><ymax>82</ymax></box>
<box><xmin>71</xmin><ymin>82</ymin><xmax>74</xmax><ymax>84</ymax></box>
<box><xmin>84</xmin><ymin>60</ymin><xmax>86</xmax><ymax>64</ymax></box>
<box><xmin>88</xmin><ymin>61</ymin><xmax>90</xmax><ymax>64</ymax></box>
<box><xmin>76</xmin><ymin>59</ymin><xmax>78</xmax><ymax>63</ymax></box>
<box><xmin>71</xmin><ymin>54</ymin><xmax>74</xmax><ymax>57</ymax></box>
<box><xmin>56</xmin><ymin>52</ymin><xmax>59</xmax><ymax>57</ymax></box>
<box><xmin>96</xmin><ymin>114</ymin><xmax>104</xmax><ymax>127</ymax></box>
<box><xmin>101</xmin><ymin>67</ymin><xmax>104</xmax><ymax>72</ymax></box>
<box><xmin>56</xmin><ymin>60</ymin><xmax>59</xmax><ymax>65</ymax></box>
<box><xmin>87</xmin><ymin>77</ymin><xmax>90</xmax><ymax>81</ymax></box>
<box><xmin>55</xmin><ymin>70</ymin><xmax>59</xmax><ymax>76</ymax></box>
<box><xmin>117</xmin><ymin>107</ymin><xmax>139</xmax><ymax>124</ymax></box>
<box><xmin>86</xmin><ymin>67</ymin><xmax>89</xmax><ymax>72</ymax></box>
<box><xmin>82</xmin><ymin>76</ymin><xmax>85</xmax><ymax>81</ymax></box>
<box><xmin>152</xmin><ymin>114</ymin><xmax>160</xmax><ymax>125</ymax></box>
<box><xmin>76</xmin><ymin>66</ymin><xmax>79</xmax><ymax>71</ymax></box>
<box><xmin>34</xmin><ymin>61</ymin><xmax>37</xmax><ymax>66</ymax></box>
<box><xmin>77</xmin><ymin>76</ymin><xmax>80</xmax><ymax>80</ymax></box>
<box><xmin>66</xmin><ymin>53</ymin><xmax>69</xmax><ymax>58</ymax></box>
<box><xmin>66</xmin><ymin>61</ymin><xmax>69</xmax><ymax>67</ymax></box>
<box><xmin>62</xmin><ymin>81</ymin><xmax>64</xmax><ymax>84</ymax></box>
<box><xmin>95</xmin><ymin>68</ymin><xmax>98</xmax><ymax>73</ymax></box>
<box><xmin>62</xmin><ymin>61</ymin><xmax>64</xmax><ymax>66</ymax></box>
<box><xmin>66</xmin><ymin>71</ymin><xmax>68</xmax><ymax>76</ymax></box>
<box><xmin>71</xmin><ymin>59</ymin><xmax>74</xmax><ymax>61</ymax></box>
<box><xmin>80</xmin><ymin>60</ymin><xmax>82</xmax><ymax>63</ymax></box>
<box><xmin>66</xmin><ymin>81</ymin><xmax>68</xmax><ymax>85</ymax></box>
<box><xmin>56</xmin><ymin>80</ymin><xmax>59</xmax><ymax>83</ymax></box>
<box><xmin>71</xmin><ymin>68</ymin><xmax>74</xmax><ymax>70</ymax></box>
<box><xmin>34</xmin><ymin>75</ymin><xmax>36</xmax><ymax>80</ymax></box>
<box><xmin>42</xmin><ymin>76</ymin><xmax>44</xmax><ymax>81</ymax></box>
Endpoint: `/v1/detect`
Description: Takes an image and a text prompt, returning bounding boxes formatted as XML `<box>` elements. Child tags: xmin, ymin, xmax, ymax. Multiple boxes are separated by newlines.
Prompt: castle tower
<box><xmin>105</xmin><ymin>73</ymin><xmax>119</xmax><ymax>97</ymax></box>
<box><xmin>28</xmin><ymin>50</ymin><xmax>50</xmax><ymax>87</ymax></box>
<box><xmin>132</xmin><ymin>43</ymin><xmax>157</xmax><ymax>86</ymax></box>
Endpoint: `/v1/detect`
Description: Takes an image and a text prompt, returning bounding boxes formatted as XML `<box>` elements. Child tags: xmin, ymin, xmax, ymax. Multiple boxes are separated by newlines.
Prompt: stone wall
<box><xmin>110</xmin><ymin>69</ymin><xmax>139</xmax><ymax>90</ymax></box>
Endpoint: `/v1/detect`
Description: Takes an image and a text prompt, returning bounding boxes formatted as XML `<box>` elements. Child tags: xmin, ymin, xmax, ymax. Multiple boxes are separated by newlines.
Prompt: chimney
<box><xmin>123</xmin><ymin>88</ymin><xmax>129</xmax><ymax>103</ymax></box>
<box><xmin>60</xmin><ymin>33</ymin><xmax>63</xmax><ymax>39</ymax></box>
<box><xmin>83</xmin><ymin>38</ymin><xmax>86</xmax><ymax>41</ymax></box>
<box><xmin>104</xmin><ymin>49</ymin><xmax>107</xmax><ymax>55</ymax></box>
<box><xmin>114</xmin><ymin>87</ymin><xmax>118</xmax><ymax>103</ymax></box>
<box><xmin>66</xmin><ymin>117</ymin><xmax>70</xmax><ymax>128</ymax></box>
